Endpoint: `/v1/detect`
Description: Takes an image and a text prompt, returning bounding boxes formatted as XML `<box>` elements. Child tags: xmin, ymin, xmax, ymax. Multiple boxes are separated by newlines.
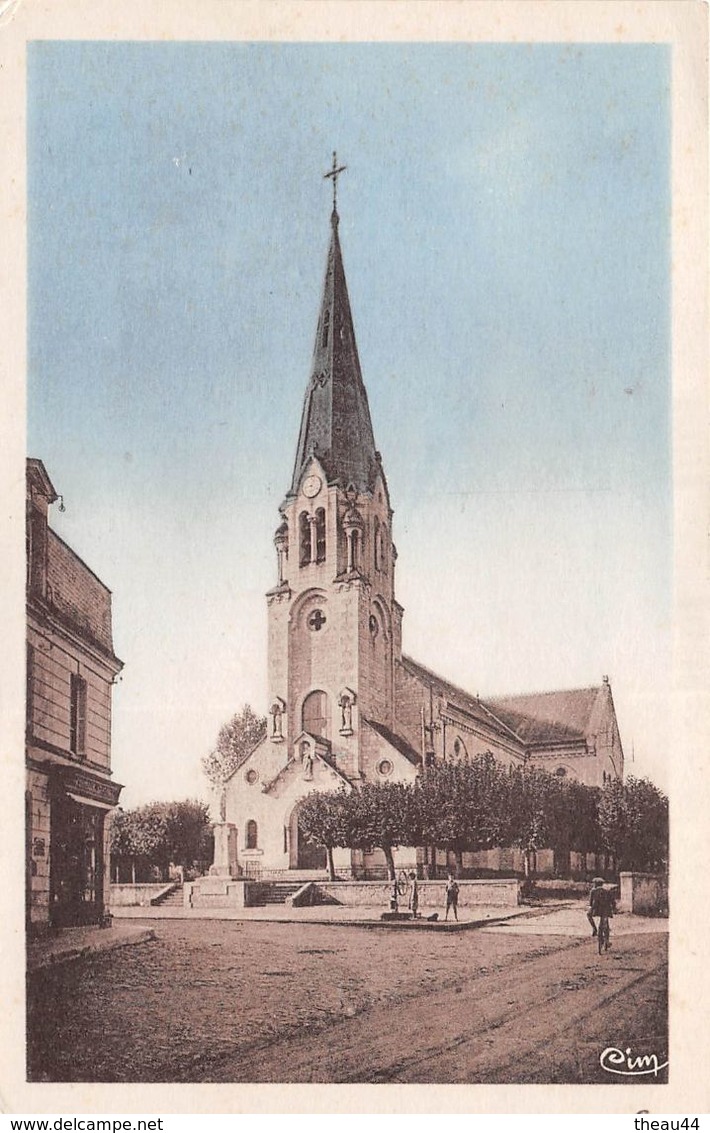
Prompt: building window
<box><xmin>377</xmin><ymin>759</ymin><xmax>393</xmax><ymax>778</ymax></box>
<box><xmin>302</xmin><ymin>690</ymin><xmax>329</xmax><ymax>739</ymax></box>
<box><xmin>373</xmin><ymin>517</ymin><xmax>380</xmax><ymax>570</ymax></box>
<box><xmin>321</xmin><ymin>308</ymin><xmax>330</xmax><ymax>348</ymax></box>
<box><xmin>555</xmin><ymin>766</ymin><xmax>568</xmax><ymax>777</ymax></box>
<box><xmin>246</xmin><ymin>820</ymin><xmax>258</xmax><ymax>849</ymax></box>
<box><xmin>315</xmin><ymin>508</ymin><xmax>326</xmax><ymax>562</ymax></box>
<box><xmin>70</xmin><ymin>672</ymin><xmax>87</xmax><ymax>757</ymax></box>
<box><xmin>299</xmin><ymin>512</ymin><xmax>311</xmax><ymax>566</ymax></box>
<box><xmin>245</xmin><ymin>768</ymin><xmax>259</xmax><ymax>785</ymax></box>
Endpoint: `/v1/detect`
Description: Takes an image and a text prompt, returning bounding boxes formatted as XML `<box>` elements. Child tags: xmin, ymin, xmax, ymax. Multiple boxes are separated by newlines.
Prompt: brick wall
<box><xmin>46</xmin><ymin>530</ymin><xmax>114</xmax><ymax>656</ymax></box>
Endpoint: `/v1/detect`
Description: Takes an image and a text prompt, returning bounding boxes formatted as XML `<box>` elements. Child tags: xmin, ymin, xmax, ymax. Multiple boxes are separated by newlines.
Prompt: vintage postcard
<box><xmin>1</xmin><ymin>0</ymin><xmax>708</xmax><ymax>1117</ymax></box>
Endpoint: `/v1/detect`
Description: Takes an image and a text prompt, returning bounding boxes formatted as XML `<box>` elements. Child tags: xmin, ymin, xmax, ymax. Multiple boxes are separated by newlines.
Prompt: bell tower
<box><xmin>266</xmin><ymin>157</ymin><xmax>402</xmax><ymax>781</ymax></box>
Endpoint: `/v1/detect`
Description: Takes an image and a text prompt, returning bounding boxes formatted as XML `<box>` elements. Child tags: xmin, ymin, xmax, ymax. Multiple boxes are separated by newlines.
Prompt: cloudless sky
<box><xmin>28</xmin><ymin>42</ymin><xmax>671</xmax><ymax>803</ymax></box>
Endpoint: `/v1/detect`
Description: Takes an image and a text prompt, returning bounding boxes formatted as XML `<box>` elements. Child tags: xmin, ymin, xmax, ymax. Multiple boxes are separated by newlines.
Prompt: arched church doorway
<box><xmin>288</xmin><ymin>801</ymin><xmax>327</xmax><ymax>871</ymax></box>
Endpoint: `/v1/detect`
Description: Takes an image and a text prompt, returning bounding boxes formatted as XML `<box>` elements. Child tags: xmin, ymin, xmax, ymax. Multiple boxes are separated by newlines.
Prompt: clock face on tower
<box><xmin>302</xmin><ymin>474</ymin><xmax>322</xmax><ymax>499</ymax></box>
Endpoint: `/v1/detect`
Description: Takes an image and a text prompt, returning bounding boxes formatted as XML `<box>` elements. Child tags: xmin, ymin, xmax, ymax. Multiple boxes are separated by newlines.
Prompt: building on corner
<box><xmin>26</xmin><ymin>458</ymin><xmax>123</xmax><ymax>932</ymax></box>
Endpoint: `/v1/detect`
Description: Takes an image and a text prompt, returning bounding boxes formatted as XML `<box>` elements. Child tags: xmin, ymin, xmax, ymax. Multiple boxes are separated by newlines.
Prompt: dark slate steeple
<box><xmin>290</xmin><ymin>190</ymin><xmax>378</xmax><ymax>496</ymax></box>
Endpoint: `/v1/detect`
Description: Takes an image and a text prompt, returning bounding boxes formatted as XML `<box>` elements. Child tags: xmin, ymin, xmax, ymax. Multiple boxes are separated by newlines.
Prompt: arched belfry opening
<box><xmin>302</xmin><ymin>689</ymin><xmax>329</xmax><ymax>739</ymax></box>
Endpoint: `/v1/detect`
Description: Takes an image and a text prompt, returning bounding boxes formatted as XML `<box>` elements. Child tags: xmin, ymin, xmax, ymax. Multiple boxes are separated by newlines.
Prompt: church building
<box><xmin>220</xmin><ymin>172</ymin><xmax>624</xmax><ymax>880</ymax></box>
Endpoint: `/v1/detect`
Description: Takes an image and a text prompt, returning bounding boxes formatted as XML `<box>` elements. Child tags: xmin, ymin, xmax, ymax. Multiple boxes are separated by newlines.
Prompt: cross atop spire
<box><xmin>324</xmin><ymin>151</ymin><xmax>347</xmax><ymax>217</ymax></box>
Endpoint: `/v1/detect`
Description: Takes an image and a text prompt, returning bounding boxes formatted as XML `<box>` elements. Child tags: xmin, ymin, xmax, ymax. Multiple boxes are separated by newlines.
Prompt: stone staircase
<box><xmin>247</xmin><ymin>881</ymin><xmax>304</xmax><ymax>906</ymax></box>
<box><xmin>152</xmin><ymin>883</ymin><xmax>184</xmax><ymax>907</ymax></box>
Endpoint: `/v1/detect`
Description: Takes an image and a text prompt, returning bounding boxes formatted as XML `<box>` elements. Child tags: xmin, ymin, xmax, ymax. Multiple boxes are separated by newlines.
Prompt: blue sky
<box><xmin>28</xmin><ymin>42</ymin><xmax>671</xmax><ymax>802</ymax></box>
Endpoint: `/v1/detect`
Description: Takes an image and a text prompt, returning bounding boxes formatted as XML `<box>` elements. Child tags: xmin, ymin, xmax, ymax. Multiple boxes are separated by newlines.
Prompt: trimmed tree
<box><xmin>599</xmin><ymin>776</ymin><xmax>668</xmax><ymax>872</ymax></box>
<box><xmin>418</xmin><ymin>753</ymin><xmax>508</xmax><ymax>876</ymax></box>
<box><xmin>296</xmin><ymin>788</ymin><xmax>350</xmax><ymax>880</ymax></box>
<box><xmin>347</xmin><ymin>780</ymin><xmax>416</xmax><ymax>880</ymax></box>
<box><xmin>504</xmin><ymin>763</ymin><xmax>552</xmax><ymax>878</ymax></box>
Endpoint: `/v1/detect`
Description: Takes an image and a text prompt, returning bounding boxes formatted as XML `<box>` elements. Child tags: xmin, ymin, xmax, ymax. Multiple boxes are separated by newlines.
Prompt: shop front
<box><xmin>49</xmin><ymin>767</ymin><xmax>122</xmax><ymax>928</ymax></box>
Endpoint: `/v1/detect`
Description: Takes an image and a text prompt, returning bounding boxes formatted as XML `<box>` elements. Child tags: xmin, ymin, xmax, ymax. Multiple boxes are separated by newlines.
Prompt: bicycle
<box><xmin>597</xmin><ymin>912</ymin><xmax>611</xmax><ymax>954</ymax></box>
<box><xmin>396</xmin><ymin>870</ymin><xmax>410</xmax><ymax>900</ymax></box>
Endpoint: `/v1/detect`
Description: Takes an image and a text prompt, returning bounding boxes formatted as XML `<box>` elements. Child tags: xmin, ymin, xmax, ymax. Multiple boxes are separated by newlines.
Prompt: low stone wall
<box><xmin>110</xmin><ymin>884</ymin><xmax>172</xmax><ymax>907</ymax></box>
<box><xmin>314</xmin><ymin>879</ymin><xmax>519</xmax><ymax>908</ymax></box>
<box><xmin>618</xmin><ymin>872</ymin><xmax>668</xmax><ymax>917</ymax></box>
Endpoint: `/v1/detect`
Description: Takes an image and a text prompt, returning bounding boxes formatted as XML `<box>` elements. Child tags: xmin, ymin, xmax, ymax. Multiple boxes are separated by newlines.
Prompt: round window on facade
<box><xmin>308</xmin><ymin>608</ymin><xmax>327</xmax><ymax>632</ymax></box>
<box><xmin>555</xmin><ymin>766</ymin><xmax>567</xmax><ymax>777</ymax></box>
<box><xmin>245</xmin><ymin>768</ymin><xmax>259</xmax><ymax>785</ymax></box>
<box><xmin>377</xmin><ymin>758</ymin><xmax>393</xmax><ymax>778</ymax></box>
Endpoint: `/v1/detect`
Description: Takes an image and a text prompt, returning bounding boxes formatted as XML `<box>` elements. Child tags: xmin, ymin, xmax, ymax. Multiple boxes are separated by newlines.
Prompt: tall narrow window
<box><xmin>380</xmin><ymin>523</ymin><xmax>388</xmax><ymax>570</ymax></box>
<box><xmin>373</xmin><ymin>518</ymin><xmax>380</xmax><ymax>570</ymax></box>
<box><xmin>302</xmin><ymin>690</ymin><xmax>329</xmax><ymax>739</ymax></box>
<box><xmin>321</xmin><ymin>308</ymin><xmax>330</xmax><ymax>348</ymax></box>
<box><xmin>352</xmin><ymin>529</ymin><xmax>360</xmax><ymax>572</ymax></box>
<box><xmin>70</xmin><ymin>672</ymin><xmax>87</xmax><ymax>757</ymax></box>
<box><xmin>315</xmin><ymin>508</ymin><xmax>326</xmax><ymax>562</ymax></box>
<box><xmin>299</xmin><ymin>511</ymin><xmax>311</xmax><ymax>566</ymax></box>
<box><xmin>246</xmin><ymin>820</ymin><xmax>258</xmax><ymax>849</ymax></box>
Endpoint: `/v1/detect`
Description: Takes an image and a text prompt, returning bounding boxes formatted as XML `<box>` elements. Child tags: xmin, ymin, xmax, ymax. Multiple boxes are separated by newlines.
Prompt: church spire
<box><xmin>290</xmin><ymin>156</ymin><xmax>378</xmax><ymax>496</ymax></box>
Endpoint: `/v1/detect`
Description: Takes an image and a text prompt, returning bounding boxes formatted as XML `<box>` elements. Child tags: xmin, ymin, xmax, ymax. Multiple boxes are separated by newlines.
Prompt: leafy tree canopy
<box><xmin>111</xmin><ymin>798</ymin><xmax>212</xmax><ymax>873</ymax></box>
<box><xmin>201</xmin><ymin>704</ymin><xmax>267</xmax><ymax>788</ymax></box>
<box><xmin>599</xmin><ymin>775</ymin><xmax>668</xmax><ymax>871</ymax></box>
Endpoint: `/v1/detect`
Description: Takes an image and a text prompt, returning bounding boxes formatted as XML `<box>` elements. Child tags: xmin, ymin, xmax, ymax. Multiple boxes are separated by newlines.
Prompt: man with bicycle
<box><xmin>587</xmin><ymin>876</ymin><xmax>615</xmax><ymax>942</ymax></box>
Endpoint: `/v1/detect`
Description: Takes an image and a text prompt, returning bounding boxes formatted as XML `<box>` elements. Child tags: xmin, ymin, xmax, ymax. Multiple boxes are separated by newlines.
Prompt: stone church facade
<box><xmin>219</xmin><ymin>198</ymin><xmax>624</xmax><ymax>880</ymax></box>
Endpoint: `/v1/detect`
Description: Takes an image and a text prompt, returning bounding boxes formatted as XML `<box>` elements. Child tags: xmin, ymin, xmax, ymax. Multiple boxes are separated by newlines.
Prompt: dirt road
<box><xmin>27</xmin><ymin>913</ymin><xmax>667</xmax><ymax>1084</ymax></box>
<box><xmin>210</xmin><ymin>932</ymin><xmax>666</xmax><ymax>1084</ymax></box>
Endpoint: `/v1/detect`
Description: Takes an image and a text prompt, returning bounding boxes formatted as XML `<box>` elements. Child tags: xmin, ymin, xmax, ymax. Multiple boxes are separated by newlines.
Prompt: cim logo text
<box><xmin>600</xmin><ymin>1045</ymin><xmax>668</xmax><ymax>1077</ymax></box>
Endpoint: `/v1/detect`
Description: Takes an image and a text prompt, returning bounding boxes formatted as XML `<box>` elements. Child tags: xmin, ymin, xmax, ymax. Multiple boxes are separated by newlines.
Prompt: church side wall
<box><xmin>394</xmin><ymin>660</ymin><xmax>429</xmax><ymax>755</ymax></box>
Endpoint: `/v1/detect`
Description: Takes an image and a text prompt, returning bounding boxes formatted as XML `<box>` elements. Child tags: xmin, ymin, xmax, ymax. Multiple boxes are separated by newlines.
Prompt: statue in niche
<box><xmin>338</xmin><ymin>692</ymin><xmax>354</xmax><ymax>734</ymax></box>
<box><xmin>270</xmin><ymin>698</ymin><xmax>285</xmax><ymax>741</ymax></box>
<box><xmin>301</xmin><ymin>740</ymin><xmax>314</xmax><ymax>780</ymax></box>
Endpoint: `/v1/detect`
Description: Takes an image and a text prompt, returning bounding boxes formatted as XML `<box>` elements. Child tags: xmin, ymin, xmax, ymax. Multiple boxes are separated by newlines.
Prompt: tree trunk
<box><xmin>523</xmin><ymin>847</ymin><xmax>537</xmax><ymax>879</ymax></box>
<box><xmin>383</xmin><ymin>844</ymin><xmax>396</xmax><ymax>881</ymax></box>
<box><xmin>454</xmin><ymin>848</ymin><xmax>464</xmax><ymax>877</ymax></box>
<box><xmin>327</xmin><ymin>845</ymin><xmax>336</xmax><ymax>882</ymax></box>
<box><xmin>131</xmin><ymin>859</ymin><xmax>136</xmax><ymax>885</ymax></box>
